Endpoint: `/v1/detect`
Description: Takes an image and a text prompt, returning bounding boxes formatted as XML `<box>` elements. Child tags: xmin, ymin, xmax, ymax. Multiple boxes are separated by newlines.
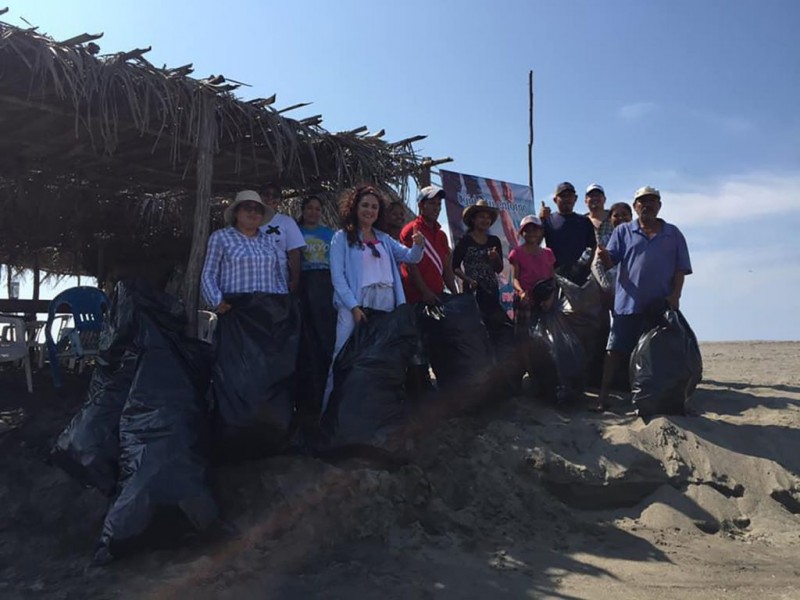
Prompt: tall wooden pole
<box><xmin>182</xmin><ymin>93</ymin><xmax>216</xmax><ymax>336</ymax></box>
<box><xmin>32</xmin><ymin>254</ymin><xmax>40</xmax><ymax>300</ymax></box>
<box><xmin>527</xmin><ymin>70</ymin><xmax>534</xmax><ymax>197</ymax></box>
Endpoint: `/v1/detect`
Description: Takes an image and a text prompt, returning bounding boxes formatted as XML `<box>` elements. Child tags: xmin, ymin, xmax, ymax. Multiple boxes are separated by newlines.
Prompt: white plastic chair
<box><xmin>24</xmin><ymin>320</ymin><xmax>47</xmax><ymax>369</ymax></box>
<box><xmin>197</xmin><ymin>310</ymin><xmax>218</xmax><ymax>343</ymax></box>
<box><xmin>0</xmin><ymin>316</ymin><xmax>33</xmax><ymax>393</ymax></box>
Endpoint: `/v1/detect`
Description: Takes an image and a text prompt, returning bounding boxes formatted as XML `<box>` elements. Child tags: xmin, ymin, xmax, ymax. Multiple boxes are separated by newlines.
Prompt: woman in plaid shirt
<box><xmin>201</xmin><ymin>190</ymin><xmax>287</xmax><ymax>313</ymax></box>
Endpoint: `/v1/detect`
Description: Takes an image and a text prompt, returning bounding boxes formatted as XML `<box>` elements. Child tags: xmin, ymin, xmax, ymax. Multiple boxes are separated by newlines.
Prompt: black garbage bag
<box><xmin>318</xmin><ymin>305</ymin><xmax>418</xmax><ymax>454</ymax></box>
<box><xmin>95</xmin><ymin>308</ymin><xmax>217</xmax><ymax>562</ymax></box>
<box><xmin>630</xmin><ymin>310</ymin><xmax>703</xmax><ymax>419</ymax></box>
<box><xmin>421</xmin><ymin>293</ymin><xmax>494</xmax><ymax>390</ymax></box>
<box><xmin>557</xmin><ymin>275</ymin><xmax>607</xmax><ymax>387</ymax></box>
<box><xmin>212</xmin><ymin>293</ymin><xmax>301</xmax><ymax>461</ymax></box>
<box><xmin>296</xmin><ymin>270</ymin><xmax>337</xmax><ymax>427</ymax></box>
<box><xmin>50</xmin><ymin>278</ymin><xmax>176</xmax><ymax>496</ymax></box>
<box><xmin>50</xmin><ymin>352</ymin><xmax>137</xmax><ymax>496</ymax></box>
<box><xmin>529</xmin><ymin>297</ymin><xmax>588</xmax><ymax>403</ymax></box>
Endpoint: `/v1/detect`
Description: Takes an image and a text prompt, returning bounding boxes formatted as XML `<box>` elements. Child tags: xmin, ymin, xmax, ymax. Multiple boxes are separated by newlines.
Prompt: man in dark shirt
<box><xmin>539</xmin><ymin>182</ymin><xmax>596</xmax><ymax>276</ymax></box>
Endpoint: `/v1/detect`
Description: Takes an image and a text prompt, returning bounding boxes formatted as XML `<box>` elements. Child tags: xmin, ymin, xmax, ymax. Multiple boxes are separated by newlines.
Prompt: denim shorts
<box><xmin>606</xmin><ymin>313</ymin><xmax>651</xmax><ymax>354</ymax></box>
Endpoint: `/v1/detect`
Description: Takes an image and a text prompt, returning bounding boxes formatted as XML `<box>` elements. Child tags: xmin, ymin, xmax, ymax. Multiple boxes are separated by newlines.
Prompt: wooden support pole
<box><xmin>32</xmin><ymin>254</ymin><xmax>40</xmax><ymax>301</ymax></box>
<box><xmin>419</xmin><ymin>157</ymin><xmax>432</xmax><ymax>188</ymax></box>
<box><xmin>181</xmin><ymin>93</ymin><xmax>217</xmax><ymax>336</ymax></box>
<box><xmin>528</xmin><ymin>70</ymin><xmax>535</xmax><ymax>197</ymax></box>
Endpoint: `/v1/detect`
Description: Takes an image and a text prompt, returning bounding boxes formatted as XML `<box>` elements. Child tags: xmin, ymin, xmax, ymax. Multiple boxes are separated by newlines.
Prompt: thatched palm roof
<box><xmin>0</xmin><ymin>13</ymin><xmax>426</xmax><ymax>280</ymax></box>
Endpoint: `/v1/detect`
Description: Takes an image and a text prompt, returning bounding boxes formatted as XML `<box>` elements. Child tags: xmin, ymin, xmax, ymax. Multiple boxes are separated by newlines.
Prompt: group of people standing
<box><xmin>200</xmin><ymin>178</ymin><xmax>691</xmax><ymax>414</ymax></box>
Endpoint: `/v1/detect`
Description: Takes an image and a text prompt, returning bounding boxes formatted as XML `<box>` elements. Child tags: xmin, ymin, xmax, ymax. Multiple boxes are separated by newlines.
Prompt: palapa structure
<box><xmin>0</xmin><ymin>10</ymin><xmax>433</xmax><ymax>328</ymax></box>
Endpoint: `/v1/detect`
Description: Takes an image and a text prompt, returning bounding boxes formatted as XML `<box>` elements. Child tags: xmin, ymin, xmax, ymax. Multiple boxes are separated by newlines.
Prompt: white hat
<box><xmin>633</xmin><ymin>186</ymin><xmax>661</xmax><ymax>201</ymax></box>
<box><xmin>417</xmin><ymin>184</ymin><xmax>446</xmax><ymax>203</ymax></box>
<box><xmin>585</xmin><ymin>183</ymin><xmax>605</xmax><ymax>194</ymax></box>
<box><xmin>224</xmin><ymin>190</ymin><xmax>269</xmax><ymax>226</ymax></box>
<box><xmin>518</xmin><ymin>214</ymin><xmax>543</xmax><ymax>235</ymax></box>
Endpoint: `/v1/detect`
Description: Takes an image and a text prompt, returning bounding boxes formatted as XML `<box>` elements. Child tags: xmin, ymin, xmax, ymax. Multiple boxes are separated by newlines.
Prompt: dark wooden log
<box><xmin>32</xmin><ymin>255</ymin><xmax>40</xmax><ymax>301</ymax></box>
<box><xmin>181</xmin><ymin>93</ymin><xmax>216</xmax><ymax>336</ymax></box>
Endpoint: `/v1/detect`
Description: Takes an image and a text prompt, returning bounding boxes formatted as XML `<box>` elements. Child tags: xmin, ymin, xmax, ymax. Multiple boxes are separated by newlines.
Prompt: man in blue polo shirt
<box><xmin>594</xmin><ymin>185</ymin><xmax>692</xmax><ymax>411</ymax></box>
<box><xmin>539</xmin><ymin>181</ymin><xmax>596</xmax><ymax>278</ymax></box>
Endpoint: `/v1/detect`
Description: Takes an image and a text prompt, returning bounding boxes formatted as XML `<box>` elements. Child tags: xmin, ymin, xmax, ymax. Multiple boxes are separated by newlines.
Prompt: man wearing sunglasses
<box><xmin>259</xmin><ymin>182</ymin><xmax>306</xmax><ymax>293</ymax></box>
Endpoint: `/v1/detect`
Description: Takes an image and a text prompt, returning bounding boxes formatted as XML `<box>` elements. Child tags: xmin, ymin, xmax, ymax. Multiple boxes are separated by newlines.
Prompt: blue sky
<box><xmin>3</xmin><ymin>0</ymin><xmax>799</xmax><ymax>340</ymax></box>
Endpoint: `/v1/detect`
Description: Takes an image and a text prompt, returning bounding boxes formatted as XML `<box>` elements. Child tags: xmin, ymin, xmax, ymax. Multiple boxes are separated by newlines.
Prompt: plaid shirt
<box><xmin>201</xmin><ymin>226</ymin><xmax>287</xmax><ymax>308</ymax></box>
<box><xmin>585</xmin><ymin>212</ymin><xmax>615</xmax><ymax>247</ymax></box>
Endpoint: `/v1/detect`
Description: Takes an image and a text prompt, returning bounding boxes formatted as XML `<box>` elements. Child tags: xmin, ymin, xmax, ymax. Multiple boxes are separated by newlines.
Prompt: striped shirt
<box><xmin>200</xmin><ymin>226</ymin><xmax>287</xmax><ymax>308</ymax></box>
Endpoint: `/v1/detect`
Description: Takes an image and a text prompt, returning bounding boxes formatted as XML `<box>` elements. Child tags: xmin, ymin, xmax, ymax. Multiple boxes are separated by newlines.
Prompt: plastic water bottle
<box><xmin>577</xmin><ymin>247</ymin><xmax>593</xmax><ymax>267</ymax></box>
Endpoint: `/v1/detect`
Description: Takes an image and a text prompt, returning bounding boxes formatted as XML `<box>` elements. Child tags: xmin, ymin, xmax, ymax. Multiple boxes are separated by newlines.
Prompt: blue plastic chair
<box><xmin>45</xmin><ymin>286</ymin><xmax>110</xmax><ymax>388</ymax></box>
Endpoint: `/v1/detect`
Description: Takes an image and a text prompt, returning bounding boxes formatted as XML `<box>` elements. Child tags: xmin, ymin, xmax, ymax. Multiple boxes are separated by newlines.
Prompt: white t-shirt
<box><xmin>360</xmin><ymin>241</ymin><xmax>394</xmax><ymax>288</ymax></box>
<box><xmin>259</xmin><ymin>213</ymin><xmax>306</xmax><ymax>285</ymax></box>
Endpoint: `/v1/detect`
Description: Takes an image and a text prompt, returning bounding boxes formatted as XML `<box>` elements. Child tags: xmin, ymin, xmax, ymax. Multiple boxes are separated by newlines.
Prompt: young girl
<box><xmin>508</xmin><ymin>215</ymin><xmax>555</xmax><ymax>335</ymax></box>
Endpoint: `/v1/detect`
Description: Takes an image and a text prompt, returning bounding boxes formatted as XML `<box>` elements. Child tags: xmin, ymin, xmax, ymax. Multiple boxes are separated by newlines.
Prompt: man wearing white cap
<box><xmin>584</xmin><ymin>183</ymin><xmax>614</xmax><ymax>247</ymax></box>
<box><xmin>595</xmin><ymin>186</ymin><xmax>692</xmax><ymax>411</ymax></box>
<box><xmin>400</xmin><ymin>185</ymin><xmax>457</xmax><ymax>305</ymax></box>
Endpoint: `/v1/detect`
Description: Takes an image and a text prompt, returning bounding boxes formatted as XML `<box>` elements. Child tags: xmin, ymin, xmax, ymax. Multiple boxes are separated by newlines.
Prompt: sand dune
<box><xmin>1</xmin><ymin>342</ymin><xmax>798</xmax><ymax>599</ymax></box>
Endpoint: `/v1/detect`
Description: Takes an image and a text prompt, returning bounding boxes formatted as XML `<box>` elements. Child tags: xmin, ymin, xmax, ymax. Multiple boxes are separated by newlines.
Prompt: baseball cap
<box><xmin>554</xmin><ymin>182</ymin><xmax>576</xmax><ymax>195</ymax></box>
<box><xmin>633</xmin><ymin>186</ymin><xmax>661</xmax><ymax>201</ymax></box>
<box><xmin>585</xmin><ymin>183</ymin><xmax>605</xmax><ymax>195</ymax></box>
<box><xmin>417</xmin><ymin>185</ymin><xmax>446</xmax><ymax>203</ymax></box>
<box><xmin>518</xmin><ymin>214</ymin><xmax>543</xmax><ymax>235</ymax></box>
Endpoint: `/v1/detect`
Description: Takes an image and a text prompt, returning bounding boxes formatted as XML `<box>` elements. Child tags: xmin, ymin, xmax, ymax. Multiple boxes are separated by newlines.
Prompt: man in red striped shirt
<box><xmin>400</xmin><ymin>185</ymin><xmax>458</xmax><ymax>304</ymax></box>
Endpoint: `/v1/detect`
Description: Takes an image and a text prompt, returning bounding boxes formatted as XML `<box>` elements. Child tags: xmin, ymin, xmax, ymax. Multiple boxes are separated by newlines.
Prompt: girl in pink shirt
<box><xmin>509</xmin><ymin>215</ymin><xmax>556</xmax><ymax>335</ymax></box>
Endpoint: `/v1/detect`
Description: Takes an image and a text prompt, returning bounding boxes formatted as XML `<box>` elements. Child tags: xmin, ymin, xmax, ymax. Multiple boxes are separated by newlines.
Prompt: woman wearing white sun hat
<box><xmin>200</xmin><ymin>189</ymin><xmax>287</xmax><ymax>314</ymax></box>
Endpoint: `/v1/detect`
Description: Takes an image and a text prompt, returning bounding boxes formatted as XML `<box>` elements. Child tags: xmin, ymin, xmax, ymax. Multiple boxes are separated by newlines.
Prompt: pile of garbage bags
<box><xmin>51</xmin><ymin>276</ymin><xmax>703</xmax><ymax>562</ymax></box>
<box><xmin>52</xmin><ymin>284</ymin><xmax>305</xmax><ymax>561</ymax></box>
<box><xmin>51</xmin><ymin>281</ymin><xmax>217</xmax><ymax>563</ymax></box>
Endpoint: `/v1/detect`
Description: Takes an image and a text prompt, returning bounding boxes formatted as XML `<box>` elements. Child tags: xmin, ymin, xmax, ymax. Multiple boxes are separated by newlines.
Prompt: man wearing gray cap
<box><xmin>595</xmin><ymin>185</ymin><xmax>692</xmax><ymax>411</ymax></box>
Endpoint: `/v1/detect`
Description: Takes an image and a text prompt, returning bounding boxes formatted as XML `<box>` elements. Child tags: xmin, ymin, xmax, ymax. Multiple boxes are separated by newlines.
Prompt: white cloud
<box><xmin>659</xmin><ymin>172</ymin><xmax>800</xmax><ymax>228</ymax></box>
<box><xmin>617</xmin><ymin>102</ymin><xmax>658</xmax><ymax>121</ymax></box>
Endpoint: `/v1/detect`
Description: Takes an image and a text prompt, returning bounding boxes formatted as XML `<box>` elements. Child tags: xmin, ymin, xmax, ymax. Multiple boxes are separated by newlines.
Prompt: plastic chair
<box><xmin>38</xmin><ymin>315</ymin><xmax>70</xmax><ymax>368</ymax></box>
<box><xmin>45</xmin><ymin>286</ymin><xmax>110</xmax><ymax>388</ymax></box>
<box><xmin>23</xmin><ymin>319</ymin><xmax>48</xmax><ymax>370</ymax></box>
<box><xmin>0</xmin><ymin>316</ymin><xmax>33</xmax><ymax>393</ymax></box>
<box><xmin>197</xmin><ymin>310</ymin><xmax>218</xmax><ymax>343</ymax></box>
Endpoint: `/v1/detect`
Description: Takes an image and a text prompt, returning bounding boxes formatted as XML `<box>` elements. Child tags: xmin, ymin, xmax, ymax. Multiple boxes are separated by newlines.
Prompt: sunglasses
<box><xmin>238</xmin><ymin>202</ymin><xmax>265</xmax><ymax>214</ymax></box>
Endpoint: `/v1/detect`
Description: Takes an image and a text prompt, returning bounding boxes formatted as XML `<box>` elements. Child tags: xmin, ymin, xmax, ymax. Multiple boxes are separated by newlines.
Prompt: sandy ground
<box><xmin>1</xmin><ymin>341</ymin><xmax>799</xmax><ymax>599</ymax></box>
